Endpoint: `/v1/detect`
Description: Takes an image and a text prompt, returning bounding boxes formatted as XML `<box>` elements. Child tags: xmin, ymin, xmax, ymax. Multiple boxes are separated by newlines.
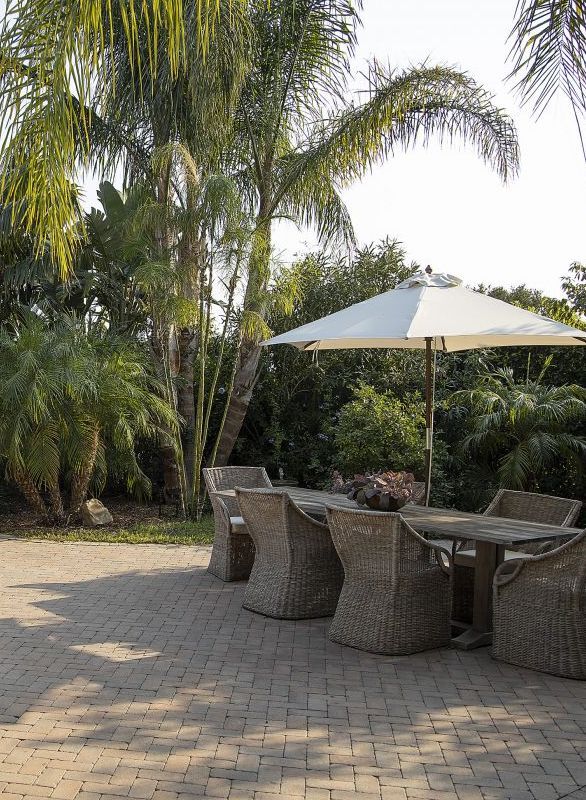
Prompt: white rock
<box><xmin>81</xmin><ymin>499</ymin><xmax>113</xmax><ymax>527</ymax></box>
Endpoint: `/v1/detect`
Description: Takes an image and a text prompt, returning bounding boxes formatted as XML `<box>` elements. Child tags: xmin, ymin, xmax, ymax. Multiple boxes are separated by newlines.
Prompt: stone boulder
<box><xmin>81</xmin><ymin>499</ymin><xmax>114</xmax><ymax>527</ymax></box>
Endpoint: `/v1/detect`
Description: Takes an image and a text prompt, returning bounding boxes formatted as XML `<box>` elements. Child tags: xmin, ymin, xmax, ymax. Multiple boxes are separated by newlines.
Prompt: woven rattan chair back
<box><xmin>410</xmin><ymin>482</ymin><xmax>426</xmax><ymax>506</ymax></box>
<box><xmin>203</xmin><ymin>466</ymin><xmax>271</xmax><ymax>517</ymax></box>
<box><xmin>203</xmin><ymin>466</ymin><xmax>272</xmax><ymax>582</ymax></box>
<box><xmin>492</xmin><ymin>529</ymin><xmax>586</xmax><ymax>679</ymax></box>
<box><xmin>486</xmin><ymin>489</ymin><xmax>582</xmax><ymax>527</ymax></box>
<box><xmin>452</xmin><ymin>490</ymin><xmax>582</xmax><ymax>624</ymax></box>
<box><xmin>458</xmin><ymin>491</ymin><xmax>580</xmax><ymax>555</ymax></box>
<box><xmin>325</xmin><ymin>507</ymin><xmax>451</xmax><ymax>655</ymax></box>
<box><xmin>327</xmin><ymin>507</ymin><xmax>440</xmax><ymax>578</ymax></box>
<box><xmin>236</xmin><ymin>488</ymin><xmax>343</xmax><ymax>619</ymax></box>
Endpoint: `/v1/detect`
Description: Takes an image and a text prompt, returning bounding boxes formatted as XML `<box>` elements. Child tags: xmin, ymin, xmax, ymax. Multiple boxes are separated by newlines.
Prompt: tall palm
<box><xmin>450</xmin><ymin>361</ymin><xmax>586</xmax><ymax>490</ymax></box>
<box><xmin>79</xmin><ymin>7</ymin><xmax>251</xmax><ymax>504</ymax></box>
<box><xmin>89</xmin><ymin>160</ymin><xmax>251</xmax><ymax>508</ymax></box>
<box><xmin>128</xmin><ymin>146</ymin><xmax>250</xmax><ymax>504</ymax></box>
<box><xmin>212</xmin><ymin>0</ymin><xmax>520</xmax><ymax>465</ymax></box>
<box><xmin>0</xmin><ymin>0</ymin><xmax>248</xmax><ymax>277</ymax></box>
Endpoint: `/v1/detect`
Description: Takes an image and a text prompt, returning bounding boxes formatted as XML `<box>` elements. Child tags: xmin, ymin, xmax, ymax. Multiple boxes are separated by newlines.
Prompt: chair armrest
<box><xmin>494</xmin><ymin>530</ymin><xmax>586</xmax><ymax>595</ymax></box>
<box><xmin>428</xmin><ymin>541</ymin><xmax>453</xmax><ymax>575</ymax></box>
<box><xmin>209</xmin><ymin>492</ymin><xmax>231</xmax><ymax>526</ymax></box>
<box><xmin>493</xmin><ymin>557</ymin><xmax>527</xmax><ymax>589</ymax></box>
<box><xmin>519</xmin><ymin>530</ymin><xmax>585</xmax><ymax>564</ymax></box>
<box><xmin>532</xmin><ymin>535</ymin><xmax>571</xmax><ymax>556</ymax></box>
<box><xmin>403</xmin><ymin>519</ymin><xmax>452</xmax><ymax>575</ymax></box>
<box><xmin>291</xmin><ymin>501</ymin><xmax>329</xmax><ymax>531</ymax></box>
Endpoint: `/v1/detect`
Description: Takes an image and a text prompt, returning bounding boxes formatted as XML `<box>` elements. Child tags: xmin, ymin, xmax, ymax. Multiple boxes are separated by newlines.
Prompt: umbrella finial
<box><xmin>425</xmin><ymin>265</ymin><xmax>433</xmax><ymax>274</ymax></box>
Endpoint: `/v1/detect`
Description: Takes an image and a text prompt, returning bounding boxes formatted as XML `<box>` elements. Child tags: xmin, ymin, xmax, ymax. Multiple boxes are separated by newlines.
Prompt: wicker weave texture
<box><xmin>236</xmin><ymin>488</ymin><xmax>344</xmax><ymax>620</ymax></box>
<box><xmin>203</xmin><ymin>467</ymin><xmax>272</xmax><ymax>582</ymax></box>
<box><xmin>325</xmin><ymin>507</ymin><xmax>452</xmax><ymax>655</ymax></box>
<box><xmin>492</xmin><ymin>530</ymin><xmax>586</xmax><ymax>679</ymax></box>
<box><xmin>453</xmin><ymin>490</ymin><xmax>583</xmax><ymax>625</ymax></box>
<box><xmin>410</xmin><ymin>482</ymin><xmax>426</xmax><ymax>506</ymax></box>
<box><xmin>486</xmin><ymin>489</ymin><xmax>582</xmax><ymax>527</ymax></box>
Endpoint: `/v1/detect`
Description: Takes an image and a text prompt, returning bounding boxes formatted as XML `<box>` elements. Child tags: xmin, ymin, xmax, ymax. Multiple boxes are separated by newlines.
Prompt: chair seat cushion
<box><xmin>230</xmin><ymin>516</ymin><xmax>248</xmax><ymax>534</ymax></box>
<box><xmin>454</xmin><ymin>548</ymin><xmax>531</xmax><ymax>567</ymax></box>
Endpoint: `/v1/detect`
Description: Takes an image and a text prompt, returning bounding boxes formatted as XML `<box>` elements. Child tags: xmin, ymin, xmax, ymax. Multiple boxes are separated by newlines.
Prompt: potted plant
<box><xmin>331</xmin><ymin>470</ymin><xmax>416</xmax><ymax>511</ymax></box>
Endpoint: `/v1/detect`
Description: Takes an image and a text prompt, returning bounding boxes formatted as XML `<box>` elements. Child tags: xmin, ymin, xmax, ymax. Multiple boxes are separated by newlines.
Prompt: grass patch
<box><xmin>6</xmin><ymin>516</ymin><xmax>215</xmax><ymax>545</ymax></box>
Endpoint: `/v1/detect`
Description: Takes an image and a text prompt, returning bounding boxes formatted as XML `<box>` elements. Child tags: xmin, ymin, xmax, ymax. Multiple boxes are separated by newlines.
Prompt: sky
<box><xmin>272</xmin><ymin>0</ymin><xmax>586</xmax><ymax>298</ymax></box>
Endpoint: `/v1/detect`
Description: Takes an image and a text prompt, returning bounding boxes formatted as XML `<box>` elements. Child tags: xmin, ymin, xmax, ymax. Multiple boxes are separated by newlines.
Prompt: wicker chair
<box><xmin>452</xmin><ymin>490</ymin><xmax>582</xmax><ymax>624</ymax></box>
<box><xmin>236</xmin><ymin>488</ymin><xmax>343</xmax><ymax>619</ymax></box>
<box><xmin>411</xmin><ymin>482</ymin><xmax>426</xmax><ymax>506</ymax></box>
<box><xmin>325</xmin><ymin>507</ymin><xmax>452</xmax><ymax>655</ymax></box>
<box><xmin>492</xmin><ymin>530</ymin><xmax>586</xmax><ymax>679</ymax></box>
<box><xmin>204</xmin><ymin>466</ymin><xmax>272</xmax><ymax>581</ymax></box>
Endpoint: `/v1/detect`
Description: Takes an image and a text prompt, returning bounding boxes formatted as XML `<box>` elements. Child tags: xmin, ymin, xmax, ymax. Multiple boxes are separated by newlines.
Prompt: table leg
<box><xmin>451</xmin><ymin>541</ymin><xmax>504</xmax><ymax>650</ymax></box>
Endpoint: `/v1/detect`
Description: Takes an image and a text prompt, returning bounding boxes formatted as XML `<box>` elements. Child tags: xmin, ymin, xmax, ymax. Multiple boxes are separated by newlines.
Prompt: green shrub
<box><xmin>333</xmin><ymin>384</ymin><xmax>425</xmax><ymax>477</ymax></box>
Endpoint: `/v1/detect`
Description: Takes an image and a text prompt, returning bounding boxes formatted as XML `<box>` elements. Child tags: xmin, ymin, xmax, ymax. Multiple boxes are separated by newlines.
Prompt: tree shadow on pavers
<box><xmin>0</xmin><ymin>566</ymin><xmax>349</xmax><ymax>736</ymax></box>
<box><xmin>371</xmin><ymin>655</ymin><xmax>586</xmax><ymax>800</ymax></box>
<box><xmin>1</xmin><ymin>565</ymin><xmax>586</xmax><ymax>800</ymax></box>
<box><xmin>0</xmin><ymin>567</ymin><xmax>244</xmax><ymax>725</ymax></box>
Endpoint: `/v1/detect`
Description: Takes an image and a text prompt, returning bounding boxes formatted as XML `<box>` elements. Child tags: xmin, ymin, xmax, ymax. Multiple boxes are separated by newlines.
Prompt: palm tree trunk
<box><xmin>150</xmin><ymin>162</ymin><xmax>187</xmax><ymax>507</ymax></box>
<box><xmin>213</xmin><ymin>340</ymin><xmax>263</xmax><ymax>466</ymax></box>
<box><xmin>47</xmin><ymin>481</ymin><xmax>65</xmax><ymax>523</ymax></box>
<box><xmin>150</xmin><ymin>324</ymin><xmax>186</xmax><ymax>506</ymax></box>
<box><xmin>13</xmin><ymin>470</ymin><xmax>49</xmax><ymax>519</ymax></box>
<box><xmin>178</xmin><ymin>325</ymin><xmax>198</xmax><ymax>487</ymax></box>
<box><xmin>176</xmin><ymin>230</ymin><xmax>203</xmax><ymax>492</ymax></box>
<box><xmin>69</xmin><ymin>426</ymin><xmax>100</xmax><ymax>514</ymax></box>
<box><xmin>204</xmin><ymin>261</ymin><xmax>240</xmax><ymax>471</ymax></box>
<box><xmin>213</xmin><ymin>215</ymin><xmax>271</xmax><ymax>466</ymax></box>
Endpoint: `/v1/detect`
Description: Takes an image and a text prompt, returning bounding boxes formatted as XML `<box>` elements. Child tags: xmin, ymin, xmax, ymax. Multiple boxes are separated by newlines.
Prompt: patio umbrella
<box><xmin>262</xmin><ymin>268</ymin><xmax>586</xmax><ymax>504</ymax></box>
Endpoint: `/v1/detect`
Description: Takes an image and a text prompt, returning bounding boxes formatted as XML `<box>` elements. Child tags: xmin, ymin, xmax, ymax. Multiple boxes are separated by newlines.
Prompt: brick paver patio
<box><xmin>0</xmin><ymin>539</ymin><xmax>584</xmax><ymax>800</ymax></box>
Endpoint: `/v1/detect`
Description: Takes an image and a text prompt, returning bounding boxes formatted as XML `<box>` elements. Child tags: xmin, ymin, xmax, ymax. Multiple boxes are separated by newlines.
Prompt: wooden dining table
<box><xmin>214</xmin><ymin>485</ymin><xmax>582</xmax><ymax>650</ymax></box>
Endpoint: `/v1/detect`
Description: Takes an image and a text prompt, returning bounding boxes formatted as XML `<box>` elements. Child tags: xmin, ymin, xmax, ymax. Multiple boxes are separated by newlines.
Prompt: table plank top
<box><xmin>213</xmin><ymin>486</ymin><xmax>583</xmax><ymax>544</ymax></box>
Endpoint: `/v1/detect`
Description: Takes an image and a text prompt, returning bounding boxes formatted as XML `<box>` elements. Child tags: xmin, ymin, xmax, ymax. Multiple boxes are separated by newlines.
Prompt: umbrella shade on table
<box><xmin>262</xmin><ymin>270</ymin><xmax>586</xmax><ymax>503</ymax></box>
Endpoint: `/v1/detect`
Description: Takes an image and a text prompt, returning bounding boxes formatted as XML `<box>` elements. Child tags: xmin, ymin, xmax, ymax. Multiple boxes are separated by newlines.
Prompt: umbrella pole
<box><xmin>424</xmin><ymin>338</ymin><xmax>434</xmax><ymax>506</ymax></box>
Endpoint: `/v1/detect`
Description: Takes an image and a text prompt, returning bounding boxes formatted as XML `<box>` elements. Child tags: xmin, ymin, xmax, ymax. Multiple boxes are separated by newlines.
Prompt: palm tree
<box><xmin>79</xmin><ymin>5</ymin><xmax>251</xmax><ymax>506</ymax></box>
<box><xmin>0</xmin><ymin>0</ymin><xmax>248</xmax><ymax>277</ymax></box>
<box><xmin>450</xmin><ymin>360</ymin><xmax>586</xmax><ymax>490</ymax></box>
<box><xmin>0</xmin><ymin>315</ymin><xmax>176</xmax><ymax>522</ymax></box>
<box><xmin>212</xmin><ymin>0</ymin><xmax>520</xmax><ymax>465</ymax></box>
<box><xmin>73</xmin><ymin>333</ymin><xmax>178</xmax><ymax>513</ymax></box>
<box><xmin>0</xmin><ymin>318</ymin><xmax>68</xmax><ymax>519</ymax></box>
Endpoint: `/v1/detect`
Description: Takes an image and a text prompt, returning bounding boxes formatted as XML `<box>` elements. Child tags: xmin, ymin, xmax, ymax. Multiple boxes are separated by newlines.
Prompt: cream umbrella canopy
<box><xmin>262</xmin><ymin>268</ymin><xmax>586</xmax><ymax>504</ymax></box>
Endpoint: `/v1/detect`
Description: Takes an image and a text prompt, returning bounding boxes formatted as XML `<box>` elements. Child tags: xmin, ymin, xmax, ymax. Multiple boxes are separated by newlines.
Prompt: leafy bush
<box><xmin>333</xmin><ymin>384</ymin><xmax>425</xmax><ymax>477</ymax></box>
<box><xmin>0</xmin><ymin>316</ymin><xmax>176</xmax><ymax>522</ymax></box>
<box><xmin>450</xmin><ymin>361</ymin><xmax>586</xmax><ymax>491</ymax></box>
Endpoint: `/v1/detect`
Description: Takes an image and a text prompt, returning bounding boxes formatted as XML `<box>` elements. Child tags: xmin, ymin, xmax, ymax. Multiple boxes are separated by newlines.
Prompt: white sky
<box><xmin>273</xmin><ymin>0</ymin><xmax>586</xmax><ymax>298</ymax></box>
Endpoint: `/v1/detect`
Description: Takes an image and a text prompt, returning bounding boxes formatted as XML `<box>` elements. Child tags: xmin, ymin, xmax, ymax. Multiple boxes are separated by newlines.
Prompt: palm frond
<box><xmin>497</xmin><ymin>441</ymin><xmax>534</xmax><ymax>489</ymax></box>
<box><xmin>508</xmin><ymin>0</ymin><xmax>586</xmax><ymax>130</ymax></box>
<box><xmin>275</xmin><ymin>162</ymin><xmax>355</xmax><ymax>247</ymax></box>
<box><xmin>291</xmin><ymin>63</ymin><xmax>519</xmax><ymax>188</ymax></box>
<box><xmin>240</xmin><ymin>308</ymin><xmax>271</xmax><ymax>341</ymax></box>
<box><xmin>0</xmin><ymin>0</ymin><xmax>248</xmax><ymax>276</ymax></box>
